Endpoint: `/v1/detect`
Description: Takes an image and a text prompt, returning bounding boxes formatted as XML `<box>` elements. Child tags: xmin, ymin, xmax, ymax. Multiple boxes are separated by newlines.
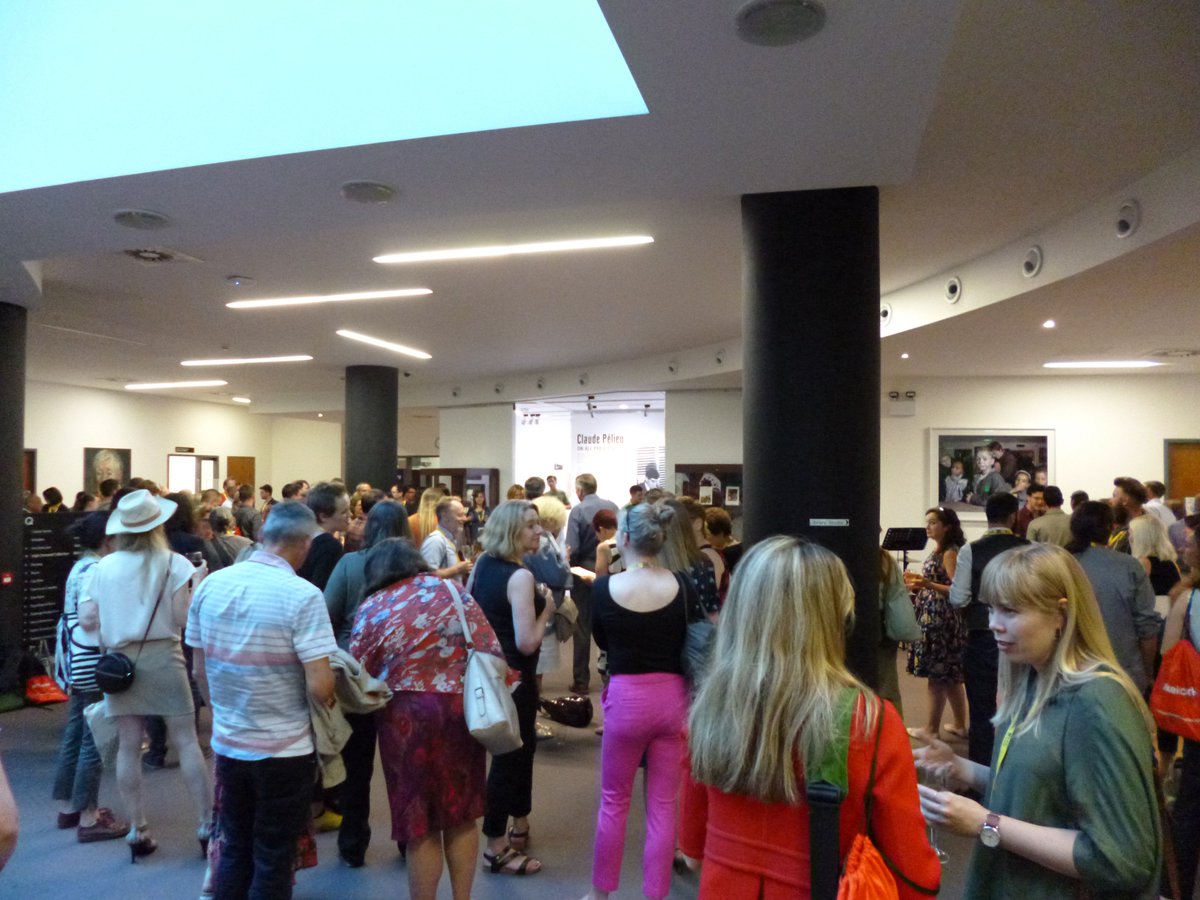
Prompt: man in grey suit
<box><xmin>563</xmin><ymin>474</ymin><xmax>619</xmax><ymax>694</ymax></box>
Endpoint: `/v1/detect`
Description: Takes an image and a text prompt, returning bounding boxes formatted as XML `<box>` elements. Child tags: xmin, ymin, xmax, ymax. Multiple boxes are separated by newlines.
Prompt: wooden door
<box><xmin>227</xmin><ymin>456</ymin><xmax>256</xmax><ymax>491</ymax></box>
<box><xmin>23</xmin><ymin>449</ymin><xmax>36</xmax><ymax>492</ymax></box>
<box><xmin>1165</xmin><ymin>441</ymin><xmax>1200</xmax><ymax>501</ymax></box>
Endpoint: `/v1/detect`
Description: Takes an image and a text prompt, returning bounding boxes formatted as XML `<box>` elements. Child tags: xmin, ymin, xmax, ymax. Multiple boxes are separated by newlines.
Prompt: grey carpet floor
<box><xmin>1</xmin><ymin>653</ymin><xmax>973</xmax><ymax>898</ymax></box>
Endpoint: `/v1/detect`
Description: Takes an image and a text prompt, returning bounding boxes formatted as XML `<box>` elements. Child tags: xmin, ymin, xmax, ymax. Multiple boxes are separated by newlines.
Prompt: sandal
<box><xmin>943</xmin><ymin>725</ymin><xmax>968</xmax><ymax>739</ymax></box>
<box><xmin>507</xmin><ymin>825</ymin><xmax>530</xmax><ymax>851</ymax></box>
<box><xmin>483</xmin><ymin>846</ymin><xmax>541</xmax><ymax>876</ymax></box>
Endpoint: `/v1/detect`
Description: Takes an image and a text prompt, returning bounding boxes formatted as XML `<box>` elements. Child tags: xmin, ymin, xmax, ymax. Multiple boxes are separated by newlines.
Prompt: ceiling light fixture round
<box><xmin>1042</xmin><ymin>319</ymin><xmax>1056</xmax><ymax>329</ymax></box>
<box><xmin>340</xmin><ymin>180</ymin><xmax>397</xmax><ymax>204</ymax></box>
<box><xmin>736</xmin><ymin>0</ymin><xmax>826</xmax><ymax>46</ymax></box>
<box><xmin>226</xmin><ymin>275</ymin><xmax>255</xmax><ymax>287</ymax></box>
<box><xmin>113</xmin><ymin>209</ymin><xmax>171</xmax><ymax>230</ymax></box>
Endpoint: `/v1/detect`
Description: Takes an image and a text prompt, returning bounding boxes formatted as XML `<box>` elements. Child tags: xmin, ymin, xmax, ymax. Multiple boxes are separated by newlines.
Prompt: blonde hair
<box><xmin>416</xmin><ymin>486</ymin><xmax>447</xmax><ymax>543</ymax></box>
<box><xmin>656</xmin><ymin>499</ymin><xmax>704</xmax><ymax>571</ymax></box>
<box><xmin>689</xmin><ymin>537</ymin><xmax>877</xmax><ymax>804</ymax></box>
<box><xmin>981</xmin><ymin>543</ymin><xmax>1152</xmax><ymax>738</ymax></box>
<box><xmin>480</xmin><ymin>500</ymin><xmax>535</xmax><ymax>562</ymax></box>
<box><xmin>1129</xmin><ymin>514</ymin><xmax>1177</xmax><ymax>562</ymax></box>
<box><xmin>531</xmin><ymin>495</ymin><xmax>567</xmax><ymax>534</ymax></box>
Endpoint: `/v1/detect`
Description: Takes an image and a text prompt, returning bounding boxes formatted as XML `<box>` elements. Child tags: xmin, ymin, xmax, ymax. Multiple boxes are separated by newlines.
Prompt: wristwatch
<box><xmin>979</xmin><ymin>812</ymin><xmax>1001</xmax><ymax>848</ymax></box>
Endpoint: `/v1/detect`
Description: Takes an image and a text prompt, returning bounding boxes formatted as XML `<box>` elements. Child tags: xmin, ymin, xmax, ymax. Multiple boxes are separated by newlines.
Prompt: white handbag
<box><xmin>447</xmin><ymin>581</ymin><xmax>523</xmax><ymax>755</ymax></box>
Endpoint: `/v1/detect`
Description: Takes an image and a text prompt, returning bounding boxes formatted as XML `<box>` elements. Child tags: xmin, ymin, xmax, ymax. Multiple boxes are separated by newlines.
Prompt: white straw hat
<box><xmin>106</xmin><ymin>489</ymin><xmax>177</xmax><ymax>535</ymax></box>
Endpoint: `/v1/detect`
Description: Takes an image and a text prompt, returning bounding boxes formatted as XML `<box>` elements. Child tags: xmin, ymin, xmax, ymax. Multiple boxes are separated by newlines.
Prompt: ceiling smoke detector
<box><xmin>735</xmin><ymin>0</ymin><xmax>826</xmax><ymax>46</ymax></box>
<box><xmin>340</xmin><ymin>180</ymin><xmax>397</xmax><ymax>204</ymax></box>
<box><xmin>113</xmin><ymin>208</ymin><xmax>171</xmax><ymax>230</ymax></box>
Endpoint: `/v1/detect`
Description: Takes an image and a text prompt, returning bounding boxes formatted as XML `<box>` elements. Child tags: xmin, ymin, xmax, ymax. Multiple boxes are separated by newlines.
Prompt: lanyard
<box><xmin>991</xmin><ymin>719</ymin><xmax>1017</xmax><ymax>793</ymax></box>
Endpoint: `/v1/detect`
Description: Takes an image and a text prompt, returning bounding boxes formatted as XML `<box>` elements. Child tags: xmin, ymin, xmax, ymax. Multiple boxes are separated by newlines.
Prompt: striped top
<box><xmin>59</xmin><ymin>554</ymin><xmax>102</xmax><ymax>692</ymax></box>
<box><xmin>186</xmin><ymin>550</ymin><xmax>337</xmax><ymax>760</ymax></box>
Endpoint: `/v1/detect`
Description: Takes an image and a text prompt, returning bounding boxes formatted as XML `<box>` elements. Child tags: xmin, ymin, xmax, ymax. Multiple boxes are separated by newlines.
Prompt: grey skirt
<box><xmin>103</xmin><ymin>638</ymin><xmax>195</xmax><ymax>718</ymax></box>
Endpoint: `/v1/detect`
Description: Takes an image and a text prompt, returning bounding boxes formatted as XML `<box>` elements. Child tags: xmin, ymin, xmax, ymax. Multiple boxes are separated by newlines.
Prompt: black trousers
<box><xmin>215</xmin><ymin>753</ymin><xmax>315</xmax><ymax>900</ymax></box>
<box><xmin>1170</xmin><ymin>739</ymin><xmax>1200</xmax><ymax>899</ymax></box>
<box><xmin>337</xmin><ymin>711</ymin><xmax>377</xmax><ymax>859</ymax></box>
<box><xmin>963</xmin><ymin>628</ymin><xmax>999</xmax><ymax>768</ymax></box>
<box><xmin>571</xmin><ymin>577</ymin><xmax>594</xmax><ymax>690</ymax></box>
<box><xmin>482</xmin><ymin>679</ymin><xmax>538</xmax><ymax>838</ymax></box>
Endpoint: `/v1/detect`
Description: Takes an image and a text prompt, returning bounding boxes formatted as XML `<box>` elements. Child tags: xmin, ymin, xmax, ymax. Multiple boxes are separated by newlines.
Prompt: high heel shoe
<box><xmin>197</xmin><ymin>821</ymin><xmax>213</xmax><ymax>859</ymax></box>
<box><xmin>127</xmin><ymin>825</ymin><xmax>157</xmax><ymax>863</ymax></box>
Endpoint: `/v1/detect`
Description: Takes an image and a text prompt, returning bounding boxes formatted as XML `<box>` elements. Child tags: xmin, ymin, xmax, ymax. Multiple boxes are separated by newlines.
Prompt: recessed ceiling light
<box><xmin>226</xmin><ymin>275</ymin><xmax>255</xmax><ymax>287</ymax></box>
<box><xmin>125</xmin><ymin>379</ymin><xmax>228</xmax><ymax>390</ymax></box>
<box><xmin>113</xmin><ymin>208</ymin><xmax>171</xmax><ymax>230</ymax></box>
<box><xmin>317</xmin><ymin>413</ymin><xmax>324</xmax><ymax>418</ymax></box>
<box><xmin>373</xmin><ymin>234</ymin><xmax>654</xmax><ymax>265</ymax></box>
<box><xmin>231</xmin><ymin>396</ymin><xmax>252</xmax><ymax>404</ymax></box>
<box><xmin>1042</xmin><ymin>319</ymin><xmax>1056</xmax><ymax>329</ymax></box>
<box><xmin>181</xmin><ymin>355</ymin><xmax>313</xmax><ymax>366</ymax></box>
<box><xmin>227</xmin><ymin>288</ymin><xmax>431</xmax><ymax>309</ymax></box>
<box><xmin>900</xmin><ymin>353</ymin><xmax>910</xmax><ymax>359</ymax></box>
<box><xmin>735</xmin><ymin>0</ymin><xmax>826</xmax><ymax>47</ymax></box>
<box><xmin>340</xmin><ymin>180</ymin><xmax>397</xmax><ymax>204</ymax></box>
<box><xmin>1043</xmin><ymin>360</ymin><xmax>1163</xmax><ymax>369</ymax></box>
<box><xmin>337</xmin><ymin>329</ymin><xmax>432</xmax><ymax>360</ymax></box>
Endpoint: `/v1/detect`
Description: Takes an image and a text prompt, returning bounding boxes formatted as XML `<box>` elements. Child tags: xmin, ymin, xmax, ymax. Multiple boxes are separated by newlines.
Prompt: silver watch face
<box><xmin>980</xmin><ymin>824</ymin><xmax>1000</xmax><ymax>848</ymax></box>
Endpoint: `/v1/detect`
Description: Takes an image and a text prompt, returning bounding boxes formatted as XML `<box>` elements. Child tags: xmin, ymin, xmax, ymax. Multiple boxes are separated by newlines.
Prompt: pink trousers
<box><xmin>592</xmin><ymin>672</ymin><xmax>688</xmax><ymax>899</ymax></box>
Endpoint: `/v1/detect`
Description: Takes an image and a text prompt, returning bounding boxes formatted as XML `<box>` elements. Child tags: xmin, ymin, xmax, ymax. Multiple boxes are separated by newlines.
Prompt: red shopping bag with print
<box><xmin>1151</xmin><ymin>598</ymin><xmax>1200</xmax><ymax>741</ymax></box>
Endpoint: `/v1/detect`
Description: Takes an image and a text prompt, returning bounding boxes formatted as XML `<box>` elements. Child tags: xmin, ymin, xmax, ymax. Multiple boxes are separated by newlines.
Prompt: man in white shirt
<box><xmin>420</xmin><ymin>496</ymin><xmax>472</xmax><ymax>583</ymax></box>
<box><xmin>220</xmin><ymin>477</ymin><xmax>238</xmax><ymax>509</ymax></box>
<box><xmin>1144</xmin><ymin>480</ymin><xmax>1177</xmax><ymax>529</ymax></box>
<box><xmin>187</xmin><ymin>501</ymin><xmax>337</xmax><ymax>899</ymax></box>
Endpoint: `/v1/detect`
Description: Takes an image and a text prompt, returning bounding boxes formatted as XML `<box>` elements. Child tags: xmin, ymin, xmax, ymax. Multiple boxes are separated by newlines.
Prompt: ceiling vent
<box><xmin>340</xmin><ymin>180</ymin><xmax>396</xmax><ymax>204</ymax></box>
<box><xmin>122</xmin><ymin>247</ymin><xmax>204</xmax><ymax>265</ymax></box>
<box><xmin>1146</xmin><ymin>348</ymin><xmax>1200</xmax><ymax>360</ymax></box>
<box><xmin>736</xmin><ymin>0</ymin><xmax>826</xmax><ymax>46</ymax></box>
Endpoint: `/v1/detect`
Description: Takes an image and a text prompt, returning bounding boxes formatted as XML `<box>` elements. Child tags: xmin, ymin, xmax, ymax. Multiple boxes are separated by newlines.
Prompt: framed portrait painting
<box><xmin>929</xmin><ymin>429</ymin><xmax>1054</xmax><ymax>520</ymax></box>
<box><xmin>83</xmin><ymin>447</ymin><xmax>131</xmax><ymax>495</ymax></box>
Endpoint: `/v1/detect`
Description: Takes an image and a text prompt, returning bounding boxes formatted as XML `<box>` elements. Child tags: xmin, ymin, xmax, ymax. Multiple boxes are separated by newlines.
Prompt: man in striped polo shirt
<box><xmin>187</xmin><ymin>501</ymin><xmax>336</xmax><ymax>899</ymax></box>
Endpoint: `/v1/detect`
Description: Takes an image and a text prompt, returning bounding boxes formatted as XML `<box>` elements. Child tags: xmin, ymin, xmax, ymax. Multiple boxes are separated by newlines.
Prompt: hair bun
<box><xmin>653</xmin><ymin>501</ymin><xmax>676</xmax><ymax>526</ymax></box>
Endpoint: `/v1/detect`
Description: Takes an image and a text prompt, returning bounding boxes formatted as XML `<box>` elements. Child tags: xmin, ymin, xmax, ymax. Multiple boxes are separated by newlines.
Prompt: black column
<box><xmin>344</xmin><ymin>365</ymin><xmax>398</xmax><ymax>491</ymax></box>
<box><xmin>742</xmin><ymin>188</ymin><xmax>881</xmax><ymax>685</ymax></box>
<box><xmin>0</xmin><ymin>303</ymin><xmax>27</xmax><ymax>693</ymax></box>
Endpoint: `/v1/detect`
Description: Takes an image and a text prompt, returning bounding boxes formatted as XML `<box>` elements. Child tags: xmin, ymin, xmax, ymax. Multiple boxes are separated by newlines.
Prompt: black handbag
<box><xmin>539</xmin><ymin>694</ymin><xmax>594</xmax><ymax>727</ymax></box>
<box><xmin>95</xmin><ymin>558</ymin><xmax>172</xmax><ymax>694</ymax></box>
<box><xmin>678</xmin><ymin>572</ymin><xmax>715</xmax><ymax>685</ymax></box>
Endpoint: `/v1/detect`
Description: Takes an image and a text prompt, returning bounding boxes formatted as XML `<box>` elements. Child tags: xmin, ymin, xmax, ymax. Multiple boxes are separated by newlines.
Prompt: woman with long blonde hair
<box><xmin>680</xmin><ymin>537</ymin><xmax>938</xmax><ymax>897</ymax></box>
<box><xmin>916</xmin><ymin>542</ymin><xmax>1160</xmax><ymax>897</ymax></box>
<box><xmin>408</xmin><ymin>485</ymin><xmax>447</xmax><ymax>548</ymax></box>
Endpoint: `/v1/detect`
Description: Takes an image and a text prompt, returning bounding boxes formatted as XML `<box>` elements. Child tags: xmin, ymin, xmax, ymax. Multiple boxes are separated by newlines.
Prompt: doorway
<box><xmin>1165</xmin><ymin>440</ymin><xmax>1200</xmax><ymax>507</ymax></box>
<box><xmin>167</xmin><ymin>454</ymin><xmax>220</xmax><ymax>494</ymax></box>
<box><xmin>227</xmin><ymin>456</ymin><xmax>256</xmax><ymax>492</ymax></box>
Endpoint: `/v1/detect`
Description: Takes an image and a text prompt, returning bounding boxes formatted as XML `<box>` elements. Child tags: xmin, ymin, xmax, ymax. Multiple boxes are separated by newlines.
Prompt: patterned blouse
<box><xmin>349</xmin><ymin>573</ymin><xmax>508</xmax><ymax>694</ymax></box>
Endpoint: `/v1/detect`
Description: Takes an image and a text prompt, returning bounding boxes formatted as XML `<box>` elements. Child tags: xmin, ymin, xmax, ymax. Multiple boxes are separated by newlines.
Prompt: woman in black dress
<box><xmin>471</xmin><ymin>500</ymin><xmax>554</xmax><ymax>876</ymax></box>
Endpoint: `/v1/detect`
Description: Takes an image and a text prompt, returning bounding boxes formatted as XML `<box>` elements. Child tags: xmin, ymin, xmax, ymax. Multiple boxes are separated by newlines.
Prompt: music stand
<box><xmin>881</xmin><ymin>527</ymin><xmax>929</xmax><ymax>570</ymax></box>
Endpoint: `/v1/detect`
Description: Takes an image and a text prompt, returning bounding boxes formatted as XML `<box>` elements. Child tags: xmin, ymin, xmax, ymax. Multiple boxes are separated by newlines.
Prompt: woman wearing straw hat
<box><xmin>80</xmin><ymin>489</ymin><xmax>212</xmax><ymax>862</ymax></box>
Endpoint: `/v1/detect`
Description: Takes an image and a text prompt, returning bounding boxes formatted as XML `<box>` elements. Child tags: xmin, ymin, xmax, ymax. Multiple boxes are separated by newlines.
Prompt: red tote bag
<box><xmin>1150</xmin><ymin>590</ymin><xmax>1200</xmax><ymax>742</ymax></box>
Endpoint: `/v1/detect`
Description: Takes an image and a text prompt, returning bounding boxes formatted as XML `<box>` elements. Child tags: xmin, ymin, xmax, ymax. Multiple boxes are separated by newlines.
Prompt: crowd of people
<box><xmin>9</xmin><ymin>464</ymin><xmax>1199</xmax><ymax>899</ymax></box>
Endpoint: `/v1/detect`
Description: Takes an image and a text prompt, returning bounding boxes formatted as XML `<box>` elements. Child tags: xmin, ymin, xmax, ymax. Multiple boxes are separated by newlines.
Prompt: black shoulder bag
<box><xmin>94</xmin><ymin>556</ymin><xmax>172</xmax><ymax>694</ymax></box>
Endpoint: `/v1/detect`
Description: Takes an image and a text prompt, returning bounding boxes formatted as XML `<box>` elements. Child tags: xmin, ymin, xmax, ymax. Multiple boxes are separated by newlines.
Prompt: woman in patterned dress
<box><xmin>905</xmin><ymin>506</ymin><xmax>969</xmax><ymax>740</ymax></box>
<box><xmin>350</xmin><ymin>538</ymin><xmax>508</xmax><ymax>900</ymax></box>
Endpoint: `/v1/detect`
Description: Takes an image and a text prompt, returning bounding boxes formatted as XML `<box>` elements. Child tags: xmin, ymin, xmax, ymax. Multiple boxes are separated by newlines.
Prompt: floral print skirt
<box><xmin>376</xmin><ymin>691</ymin><xmax>486</xmax><ymax>843</ymax></box>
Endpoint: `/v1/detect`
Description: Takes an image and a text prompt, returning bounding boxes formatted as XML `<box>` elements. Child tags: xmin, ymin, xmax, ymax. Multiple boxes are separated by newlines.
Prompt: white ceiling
<box><xmin>5</xmin><ymin>1</ymin><xmax>1200</xmax><ymax>410</ymax></box>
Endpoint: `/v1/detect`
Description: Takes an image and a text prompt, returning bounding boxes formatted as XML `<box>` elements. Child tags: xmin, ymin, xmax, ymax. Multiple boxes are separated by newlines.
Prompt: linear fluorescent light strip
<box><xmin>232</xmin><ymin>397</ymin><xmax>252</xmax><ymax>404</ymax></box>
<box><xmin>227</xmin><ymin>288</ymin><xmax>431</xmax><ymax>309</ymax></box>
<box><xmin>181</xmin><ymin>355</ymin><xmax>313</xmax><ymax>366</ymax></box>
<box><xmin>337</xmin><ymin>329</ymin><xmax>431</xmax><ymax>360</ymax></box>
<box><xmin>1043</xmin><ymin>360</ymin><xmax>1163</xmax><ymax>369</ymax></box>
<box><xmin>373</xmin><ymin>234</ymin><xmax>653</xmax><ymax>264</ymax></box>
<box><xmin>125</xmin><ymin>380</ymin><xmax>227</xmax><ymax>390</ymax></box>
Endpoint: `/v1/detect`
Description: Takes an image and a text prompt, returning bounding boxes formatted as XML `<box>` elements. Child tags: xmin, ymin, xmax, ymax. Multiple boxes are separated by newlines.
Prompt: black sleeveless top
<box><xmin>472</xmin><ymin>554</ymin><xmax>544</xmax><ymax>682</ymax></box>
<box><xmin>591</xmin><ymin>573</ymin><xmax>687</xmax><ymax>676</ymax></box>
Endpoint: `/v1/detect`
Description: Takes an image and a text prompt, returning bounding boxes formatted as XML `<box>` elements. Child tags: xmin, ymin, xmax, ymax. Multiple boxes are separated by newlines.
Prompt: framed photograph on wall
<box><xmin>83</xmin><ymin>447</ymin><xmax>131</xmax><ymax>495</ymax></box>
<box><xmin>929</xmin><ymin>429</ymin><xmax>1054</xmax><ymax>520</ymax></box>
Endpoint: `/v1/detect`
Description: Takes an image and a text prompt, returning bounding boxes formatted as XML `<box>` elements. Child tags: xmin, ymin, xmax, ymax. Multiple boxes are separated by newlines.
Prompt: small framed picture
<box><xmin>725</xmin><ymin>486</ymin><xmax>740</xmax><ymax>507</ymax></box>
<box><xmin>698</xmin><ymin>485</ymin><xmax>714</xmax><ymax>505</ymax></box>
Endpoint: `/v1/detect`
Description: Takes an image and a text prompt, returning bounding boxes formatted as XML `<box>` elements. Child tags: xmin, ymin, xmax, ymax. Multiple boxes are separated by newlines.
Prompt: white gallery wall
<box><xmin>25</xmin><ymin>381</ymin><xmax>343</xmax><ymax>496</ymax></box>
<box><xmin>665</xmin><ymin>390</ymin><xmax>743</xmax><ymax>477</ymax></box>
<box><xmin>438</xmin><ymin>405</ymin><xmax>516</xmax><ymax>491</ymax></box>
<box><xmin>513</xmin><ymin>410</ymin><xmax>573</xmax><ymax>489</ymax></box>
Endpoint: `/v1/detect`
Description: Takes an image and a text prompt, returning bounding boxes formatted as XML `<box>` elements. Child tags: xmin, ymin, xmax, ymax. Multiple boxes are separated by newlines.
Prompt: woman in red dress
<box><xmin>680</xmin><ymin>536</ymin><xmax>941</xmax><ymax>898</ymax></box>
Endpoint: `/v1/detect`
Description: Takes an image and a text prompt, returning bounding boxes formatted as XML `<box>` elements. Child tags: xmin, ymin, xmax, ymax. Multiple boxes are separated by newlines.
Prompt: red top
<box><xmin>678</xmin><ymin>699</ymin><xmax>940</xmax><ymax>899</ymax></box>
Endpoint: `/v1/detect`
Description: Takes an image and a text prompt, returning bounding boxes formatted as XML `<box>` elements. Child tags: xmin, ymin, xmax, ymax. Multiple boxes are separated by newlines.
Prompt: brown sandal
<box><xmin>484</xmin><ymin>846</ymin><xmax>541</xmax><ymax>875</ymax></box>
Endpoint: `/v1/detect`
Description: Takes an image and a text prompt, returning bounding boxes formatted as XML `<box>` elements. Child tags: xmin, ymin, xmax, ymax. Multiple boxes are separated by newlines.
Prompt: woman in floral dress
<box><xmin>905</xmin><ymin>506</ymin><xmax>969</xmax><ymax>740</ymax></box>
<box><xmin>350</xmin><ymin>538</ymin><xmax>508</xmax><ymax>900</ymax></box>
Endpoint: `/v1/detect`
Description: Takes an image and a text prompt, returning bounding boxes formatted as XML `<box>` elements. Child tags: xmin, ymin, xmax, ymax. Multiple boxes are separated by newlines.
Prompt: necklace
<box><xmin>627</xmin><ymin>561</ymin><xmax>657</xmax><ymax>570</ymax></box>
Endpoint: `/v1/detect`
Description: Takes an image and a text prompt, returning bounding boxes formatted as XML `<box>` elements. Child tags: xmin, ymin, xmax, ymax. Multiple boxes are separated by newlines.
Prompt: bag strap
<box><xmin>130</xmin><ymin>553</ymin><xmax>173</xmax><ymax>664</ymax></box>
<box><xmin>1183</xmin><ymin>589</ymin><xmax>1198</xmax><ymax>646</ymax></box>
<box><xmin>805</xmin><ymin>689</ymin><xmax>857</xmax><ymax>900</ymax></box>
<box><xmin>445</xmin><ymin>579</ymin><xmax>475</xmax><ymax>650</ymax></box>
